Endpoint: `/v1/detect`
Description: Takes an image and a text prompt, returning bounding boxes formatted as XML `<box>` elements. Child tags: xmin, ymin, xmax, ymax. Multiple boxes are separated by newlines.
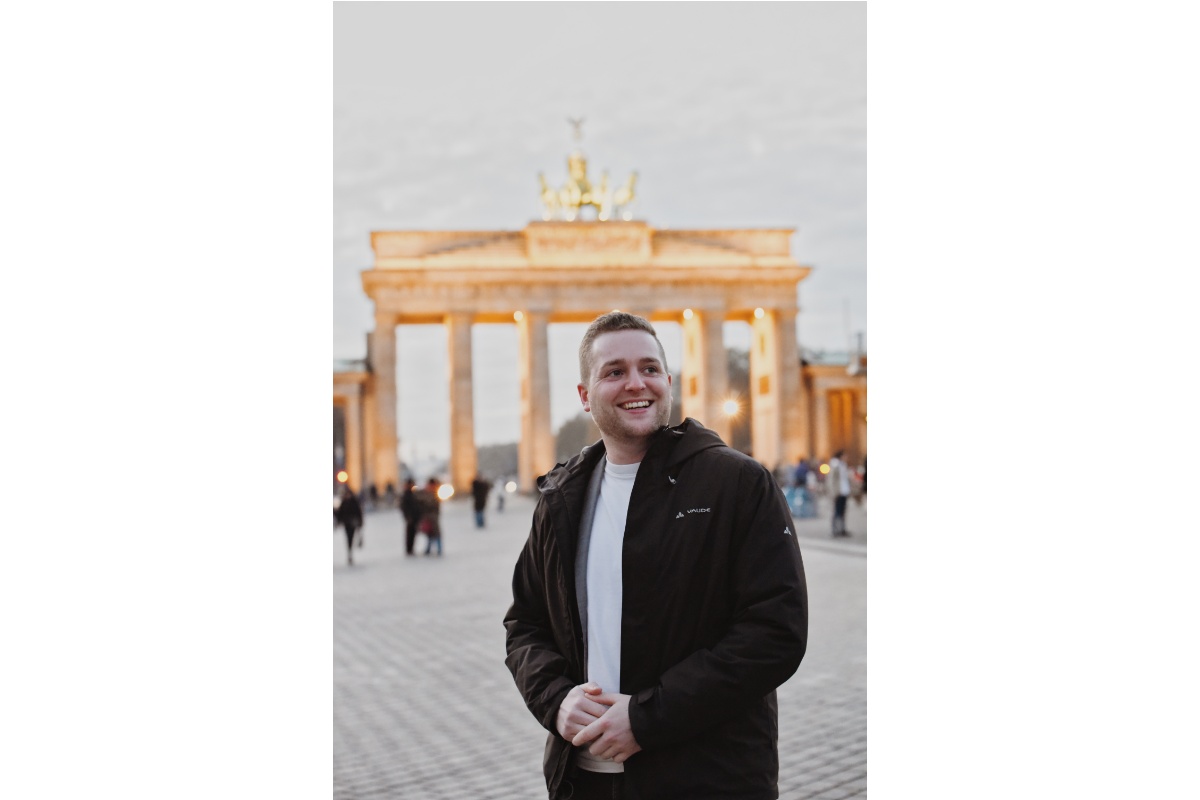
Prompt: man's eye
<box><xmin>644</xmin><ymin>366</ymin><xmax>659</xmax><ymax>374</ymax></box>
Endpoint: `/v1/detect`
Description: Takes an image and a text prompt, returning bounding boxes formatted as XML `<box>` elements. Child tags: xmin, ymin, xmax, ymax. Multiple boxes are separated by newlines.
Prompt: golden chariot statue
<box><xmin>538</xmin><ymin>119</ymin><xmax>637</xmax><ymax>222</ymax></box>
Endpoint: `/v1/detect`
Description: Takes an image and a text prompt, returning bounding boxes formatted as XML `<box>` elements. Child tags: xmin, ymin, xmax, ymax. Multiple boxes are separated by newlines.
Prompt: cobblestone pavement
<box><xmin>334</xmin><ymin>492</ymin><xmax>867</xmax><ymax>799</ymax></box>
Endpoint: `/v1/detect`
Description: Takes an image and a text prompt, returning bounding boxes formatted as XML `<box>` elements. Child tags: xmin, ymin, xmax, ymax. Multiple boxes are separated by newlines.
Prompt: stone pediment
<box><xmin>524</xmin><ymin>221</ymin><xmax>652</xmax><ymax>266</ymax></box>
<box><xmin>371</xmin><ymin>222</ymin><xmax>798</xmax><ymax>270</ymax></box>
<box><xmin>371</xmin><ymin>230</ymin><xmax>526</xmax><ymax>267</ymax></box>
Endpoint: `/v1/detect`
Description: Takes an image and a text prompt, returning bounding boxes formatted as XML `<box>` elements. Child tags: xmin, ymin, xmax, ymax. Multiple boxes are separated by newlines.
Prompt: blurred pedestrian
<box><xmin>497</xmin><ymin>482</ymin><xmax>506</xmax><ymax>512</ymax></box>
<box><xmin>793</xmin><ymin>457</ymin><xmax>810</xmax><ymax>489</ymax></box>
<box><xmin>418</xmin><ymin>478</ymin><xmax>443</xmax><ymax>556</ymax></box>
<box><xmin>829</xmin><ymin>449</ymin><xmax>852</xmax><ymax>537</ymax></box>
<box><xmin>333</xmin><ymin>485</ymin><xmax>364</xmax><ymax>566</ymax></box>
<box><xmin>792</xmin><ymin>456</ymin><xmax>817</xmax><ymax>518</ymax></box>
<box><xmin>368</xmin><ymin>484</ymin><xmax>379</xmax><ymax>510</ymax></box>
<box><xmin>400</xmin><ymin>478</ymin><xmax>420</xmax><ymax>556</ymax></box>
<box><xmin>471</xmin><ymin>472</ymin><xmax>492</xmax><ymax>528</ymax></box>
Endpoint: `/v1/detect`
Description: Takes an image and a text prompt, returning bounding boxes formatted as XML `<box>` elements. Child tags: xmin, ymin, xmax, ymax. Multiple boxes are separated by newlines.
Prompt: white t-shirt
<box><xmin>831</xmin><ymin>457</ymin><xmax>852</xmax><ymax>496</ymax></box>
<box><xmin>576</xmin><ymin>458</ymin><xmax>639</xmax><ymax>774</ymax></box>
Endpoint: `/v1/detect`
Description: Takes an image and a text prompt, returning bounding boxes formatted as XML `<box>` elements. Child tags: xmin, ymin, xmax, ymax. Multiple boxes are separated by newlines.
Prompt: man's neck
<box><xmin>602</xmin><ymin>435</ymin><xmax>651</xmax><ymax>465</ymax></box>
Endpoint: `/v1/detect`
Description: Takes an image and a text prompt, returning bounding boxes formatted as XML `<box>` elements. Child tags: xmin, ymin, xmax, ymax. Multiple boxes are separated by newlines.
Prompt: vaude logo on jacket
<box><xmin>675</xmin><ymin>508</ymin><xmax>712</xmax><ymax>518</ymax></box>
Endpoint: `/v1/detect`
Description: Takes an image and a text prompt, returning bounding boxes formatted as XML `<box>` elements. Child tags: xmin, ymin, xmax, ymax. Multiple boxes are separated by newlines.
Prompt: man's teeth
<box><xmin>622</xmin><ymin>400</ymin><xmax>651</xmax><ymax>409</ymax></box>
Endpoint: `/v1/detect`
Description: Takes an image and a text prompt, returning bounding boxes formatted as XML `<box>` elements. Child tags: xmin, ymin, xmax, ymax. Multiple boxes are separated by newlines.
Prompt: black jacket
<box><xmin>504</xmin><ymin>419</ymin><xmax>808</xmax><ymax>800</ymax></box>
<box><xmin>334</xmin><ymin>493</ymin><xmax>363</xmax><ymax>530</ymax></box>
<box><xmin>472</xmin><ymin>478</ymin><xmax>492</xmax><ymax>511</ymax></box>
<box><xmin>400</xmin><ymin>487</ymin><xmax>420</xmax><ymax>523</ymax></box>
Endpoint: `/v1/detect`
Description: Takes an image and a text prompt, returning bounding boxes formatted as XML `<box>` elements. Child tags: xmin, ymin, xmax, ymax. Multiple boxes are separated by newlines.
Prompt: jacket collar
<box><xmin>537</xmin><ymin>416</ymin><xmax>728</xmax><ymax>498</ymax></box>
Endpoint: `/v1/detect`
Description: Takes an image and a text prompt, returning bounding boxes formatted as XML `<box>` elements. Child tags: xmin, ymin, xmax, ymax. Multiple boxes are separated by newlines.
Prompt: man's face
<box><xmin>578</xmin><ymin>329</ymin><xmax>672</xmax><ymax>447</ymax></box>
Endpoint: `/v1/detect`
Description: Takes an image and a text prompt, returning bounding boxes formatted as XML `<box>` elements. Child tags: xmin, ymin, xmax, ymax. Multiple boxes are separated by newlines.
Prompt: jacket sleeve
<box><xmin>503</xmin><ymin>505</ymin><xmax>576</xmax><ymax>735</ymax></box>
<box><xmin>628</xmin><ymin>463</ymin><xmax>809</xmax><ymax>749</ymax></box>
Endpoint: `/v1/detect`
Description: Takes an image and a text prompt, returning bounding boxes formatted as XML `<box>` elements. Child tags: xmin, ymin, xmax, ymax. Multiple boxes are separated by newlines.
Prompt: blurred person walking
<box><xmin>471</xmin><ymin>472</ymin><xmax>492</xmax><ymax>528</ymax></box>
<box><xmin>400</xmin><ymin>478</ymin><xmax>420</xmax><ymax>556</ymax></box>
<box><xmin>792</xmin><ymin>456</ymin><xmax>817</xmax><ymax>519</ymax></box>
<box><xmin>418</xmin><ymin>478</ymin><xmax>443</xmax><ymax>556</ymax></box>
<box><xmin>333</xmin><ymin>485</ymin><xmax>364</xmax><ymax>566</ymax></box>
<box><xmin>504</xmin><ymin>311</ymin><xmax>808</xmax><ymax>800</ymax></box>
<box><xmin>793</xmin><ymin>457</ymin><xmax>810</xmax><ymax>490</ymax></box>
<box><xmin>829</xmin><ymin>449</ymin><xmax>852</xmax><ymax>537</ymax></box>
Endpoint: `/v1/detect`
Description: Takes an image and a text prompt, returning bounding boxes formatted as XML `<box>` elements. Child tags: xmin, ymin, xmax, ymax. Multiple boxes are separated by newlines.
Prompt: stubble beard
<box><xmin>592</xmin><ymin>396</ymin><xmax>672</xmax><ymax>450</ymax></box>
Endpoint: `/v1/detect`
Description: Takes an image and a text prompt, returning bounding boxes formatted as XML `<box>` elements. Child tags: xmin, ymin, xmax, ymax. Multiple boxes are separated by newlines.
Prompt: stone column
<box><xmin>776</xmin><ymin>309</ymin><xmax>808</xmax><ymax>465</ymax></box>
<box><xmin>700</xmin><ymin>310</ymin><xmax>731</xmax><ymax>443</ymax></box>
<box><xmin>362</xmin><ymin>383</ymin><xmax>378</xmax><ymax>492</ymax></box>
<box><xmin>681</xmin><ymin>311</ymin><xmax>705</xmax><ymax>425</ymax></box>
<box><xmin>856</xmin><ymin>387</ymin><xmax>868</xmax><ymax>462</ymax></box>
<box><xmin>749</xmin><ymin>310</ymin><xmax>782</xmax><ymax>468</ymax></box>
<box><xmin>368</xmin><ymin>312</ymin><xmax>399</xmax><ymax>493</ymax></box>
<box><xmin>446</xmin><ymin>312</ymin><xmax>477</xmax><ymax>496</ymax></box>
<box><xmin>517</xmin><ymin>311</ymin><xmax>554</xmax><ymax>492</ymax></box>
<box><xmin>344</xmin><ymin>387</ymin><xmax>364</xmax><ymax>494</ymax></box>
<box><xmin>813</xmin><ymin>383</ymin><xmax>832</xmax><ymax>463</ymax></box>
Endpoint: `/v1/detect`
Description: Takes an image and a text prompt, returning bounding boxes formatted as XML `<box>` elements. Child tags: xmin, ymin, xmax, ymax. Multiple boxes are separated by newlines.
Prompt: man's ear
<box><xmin>577</xmin><ymin>383</ymin><xmax>590</xmax><ymax>412</ymax></box>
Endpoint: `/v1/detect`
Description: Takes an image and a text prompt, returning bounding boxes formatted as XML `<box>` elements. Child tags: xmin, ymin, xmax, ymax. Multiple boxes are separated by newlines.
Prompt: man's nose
<box><xmin>625</xmin><ymin>370</ymin><xmax>645</xmax><ymax>389</ymax></box>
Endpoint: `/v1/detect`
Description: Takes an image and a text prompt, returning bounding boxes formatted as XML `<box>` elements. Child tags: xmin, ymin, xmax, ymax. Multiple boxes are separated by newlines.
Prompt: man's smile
<box><xmin>620</xmin><ymin>400</ymin><xmax>652</xmax><ymax>410</ymax></box>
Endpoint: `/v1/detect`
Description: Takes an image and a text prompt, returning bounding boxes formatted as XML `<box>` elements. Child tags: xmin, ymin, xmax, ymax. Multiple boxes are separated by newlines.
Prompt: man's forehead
<box><xmin>591</xmin><ymin>329</ymin><xmax>662</xmax><ymax>360</ymax></box>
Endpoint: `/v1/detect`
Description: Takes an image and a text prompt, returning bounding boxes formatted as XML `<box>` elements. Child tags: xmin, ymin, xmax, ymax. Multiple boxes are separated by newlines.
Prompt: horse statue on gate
<box><xmin>538</xmin><ymin>145</ymin><xmax>637</xmax><ymax>221</ymax></box>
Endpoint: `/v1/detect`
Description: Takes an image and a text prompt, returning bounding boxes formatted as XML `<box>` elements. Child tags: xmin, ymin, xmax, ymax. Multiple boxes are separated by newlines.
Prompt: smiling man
<box><xmin>504</xmin><ymin>311</ymin><xmax>809</xmax><ymax>800</ymax></box>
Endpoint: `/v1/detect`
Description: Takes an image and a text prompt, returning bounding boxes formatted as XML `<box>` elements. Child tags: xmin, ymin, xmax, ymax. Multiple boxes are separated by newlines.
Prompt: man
<box><xmin>333</xmin><ymin>485</ymin><xmax>363</xmax><ymax>566</ymax></box>
<box><xmin>471</xmin><ymin>472</ymin><xmax>492</xmax><ymax>529</ymax></box>
<box><xmin>829</xmin><ymin>449</ymin><xmax>852</xmax><ymax>537</ymax></box>
<box><xmin>504</xmin><ymin>312</ymin><xmax>808</xmax><ymax>800</ymax></box>
<box><xmin>419</xmin><ymin>478</ymin><xmax>443</xmax><ymax>557</ymax></box>
<box><xmin>792</xmin><ymin>456</ymin><xmax>817</xmax><ymax>519</ymax></box>
<box><xmin>399</xmin><ymin>478</ymin><xmax>420</xmax><ymax>556</ymax></box>
<box><xmin>793</xmin><ymin>456</ymin><xmax>810</xmax><ymax>490</ymax></box>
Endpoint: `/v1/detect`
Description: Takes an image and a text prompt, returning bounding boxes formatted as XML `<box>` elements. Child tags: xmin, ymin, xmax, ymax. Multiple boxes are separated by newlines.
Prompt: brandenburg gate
<box><xmin>335</xmin><ymin>145</ymin><xmax>859</xmax><ymax>496</ymax></box>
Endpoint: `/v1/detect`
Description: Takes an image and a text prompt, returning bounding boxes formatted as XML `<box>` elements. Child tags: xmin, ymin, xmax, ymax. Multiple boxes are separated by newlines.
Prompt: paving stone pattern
<box><xmin>334</xmin><ymin>492</ymin><xmax>867</xmax><ymax>799</ymax></box>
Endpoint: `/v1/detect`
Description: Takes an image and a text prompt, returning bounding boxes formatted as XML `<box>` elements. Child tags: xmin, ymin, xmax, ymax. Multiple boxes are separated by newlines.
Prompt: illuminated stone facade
<box><xmin>334</xmin><ymin>220</ymin><xmax>866</xmax><ymax>494</ymax></box>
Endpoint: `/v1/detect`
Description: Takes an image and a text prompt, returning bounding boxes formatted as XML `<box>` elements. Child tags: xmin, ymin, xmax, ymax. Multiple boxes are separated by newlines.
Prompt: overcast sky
<box><xmin>334</xmin><ymin>1</ymin><xmax>866</xmax><ymax>463</ymax></box>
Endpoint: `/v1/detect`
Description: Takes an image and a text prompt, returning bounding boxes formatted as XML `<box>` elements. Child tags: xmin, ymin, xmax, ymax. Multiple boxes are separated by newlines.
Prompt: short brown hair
<box><xmin>578</xmin><ymin>311</ymin><xmax>668</xmax><ymax>383</ymax></box>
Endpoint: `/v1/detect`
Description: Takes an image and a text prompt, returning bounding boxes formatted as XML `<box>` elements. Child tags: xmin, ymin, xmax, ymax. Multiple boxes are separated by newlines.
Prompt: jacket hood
<box><xmin>537</xmin><ymin>417</ymin><xmax>726</xmax><ymax>497</ymax></box>
<box><xmin>656</xmin><ymin>416</ymin><xmax>727</xmax><ymax>467</ymax></box>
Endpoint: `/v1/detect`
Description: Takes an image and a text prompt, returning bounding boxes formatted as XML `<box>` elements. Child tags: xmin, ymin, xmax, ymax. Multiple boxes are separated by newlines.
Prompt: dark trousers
<box><xmin>833</xmin><ymin>494</ymin><xmax>849</xmax><ymax>536</ymax></box>
<box><xmin>403</xmin><ymin>518</ymin><xmax>417</xmax><ymax>554</ymax></box>
<box><xmin>562</xmin><ymin>767</ymin><xmax>623</xmax><ymax>800</ymax></box>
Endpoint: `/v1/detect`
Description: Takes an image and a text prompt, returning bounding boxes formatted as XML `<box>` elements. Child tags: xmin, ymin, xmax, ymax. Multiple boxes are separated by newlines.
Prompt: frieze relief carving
<box><xmin>528</xmin><ymin>232</ymin><xmax>642</xmax><ymax>253</ymax></box>
<box><xmin>521</xmin><ymin>223</ymin><xmax>652</xmax><ymax>267</ymax></box>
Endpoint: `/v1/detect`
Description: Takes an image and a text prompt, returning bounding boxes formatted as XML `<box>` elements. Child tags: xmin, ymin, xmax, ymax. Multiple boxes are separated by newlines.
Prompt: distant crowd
<box><xmin>333</xmin><ymin>472</ymin><xmax>510</xmax><ymax>565</ymax></box>
<box><xmin>774</xmin><ymin>451</ymin><xmax>865</xmax><ymax>537</ymax></box>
